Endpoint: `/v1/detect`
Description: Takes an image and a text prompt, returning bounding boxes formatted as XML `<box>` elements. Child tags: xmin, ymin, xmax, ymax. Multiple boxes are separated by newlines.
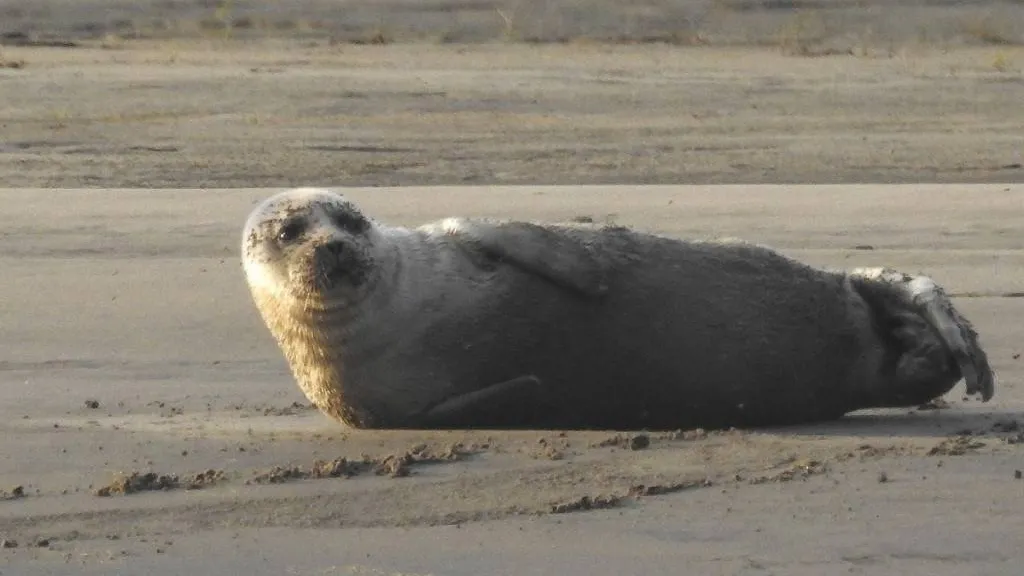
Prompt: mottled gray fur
<box><xmin>242</xmin><ymin>188</ymin><xmax>994</xmax><ymax>430</ymax></box>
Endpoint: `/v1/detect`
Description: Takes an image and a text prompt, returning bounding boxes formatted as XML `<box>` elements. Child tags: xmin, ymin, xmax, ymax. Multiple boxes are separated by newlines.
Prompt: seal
<box><xmin>241</xmin><ymin>187</ymin><xmax>995</xmax><ymax>430</ymax></box>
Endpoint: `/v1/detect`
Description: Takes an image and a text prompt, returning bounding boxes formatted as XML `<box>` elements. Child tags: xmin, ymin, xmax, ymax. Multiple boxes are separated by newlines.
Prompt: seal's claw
<box><xmin>849</xmin><ymin>267</ymin><xmax>995</xmax><ymax>402</ymax></box>
<box><xmin>906</xmin><ymin>276</ymin><xmax>995</xmax><ymax>401</ymax></box>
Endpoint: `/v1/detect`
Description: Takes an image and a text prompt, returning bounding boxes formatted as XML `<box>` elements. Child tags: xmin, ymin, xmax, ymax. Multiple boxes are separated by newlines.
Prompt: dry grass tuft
<box><xmin>775</xmin><ymin>11</ymin><xmax>828</xmax><ymax>56</ymax></box>
<box><xmin>961</xmin><ymin>14</ymin><xmax>1022</xmax><ymax>46</ymax></box>
<box><xmin>99</xmin><ymin>33</ymin><xmax>126</xmax><ymax>50</ymax></box>
<box><xmin>991</xmin><ymin>51</ymin><xmax>1015</xmax><ymax>73</ymax></box>
<box><xmin>0</xmin><ymin>52</ymin><xmax>26</xmax><ymax>69</ymax></box>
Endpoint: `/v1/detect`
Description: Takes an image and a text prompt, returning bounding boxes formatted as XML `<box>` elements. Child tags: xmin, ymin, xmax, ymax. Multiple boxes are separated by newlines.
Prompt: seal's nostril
<box><xmin>314</xmin><ymin>241</ymin><xmax>345</xmax><ymax>263</ymax></box>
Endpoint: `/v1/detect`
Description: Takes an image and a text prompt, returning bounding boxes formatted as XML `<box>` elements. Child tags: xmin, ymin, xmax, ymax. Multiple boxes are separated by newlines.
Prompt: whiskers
<box><xmin>294</xmin><ymin>287</ymin><xmax>345</xmax><ymax>315</ymax></box>
<box><xmin>314</xmin><ymin>260</ymin><xmax>337</xmax><ymax>291</ymax></box>
<box><xmin>290</xmin><ymin>284</ymin><xmax>368</xmax><ymax>330</ymax></box>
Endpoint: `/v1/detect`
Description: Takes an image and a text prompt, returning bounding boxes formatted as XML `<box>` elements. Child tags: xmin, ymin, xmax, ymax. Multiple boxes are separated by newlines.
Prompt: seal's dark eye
<box><xmin>331</xmin><ymin>209</ymin><xmax>369</xmax><ymax>234</ymax></box>
<box><xmin>277</xmin><ymin>219</ymin><xmax>305</xmax><ymax>243</ymax></box>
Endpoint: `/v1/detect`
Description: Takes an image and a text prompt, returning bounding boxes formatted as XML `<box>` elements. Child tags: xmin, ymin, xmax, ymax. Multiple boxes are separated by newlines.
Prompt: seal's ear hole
<box><xmin>277</xmin><ymin>219</ymin><xmax>306</xmax><ymax>244</ymax></box>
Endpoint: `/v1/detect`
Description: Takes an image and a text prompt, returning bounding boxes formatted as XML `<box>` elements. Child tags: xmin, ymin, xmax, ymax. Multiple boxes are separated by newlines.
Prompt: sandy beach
<box><xmin>0</xmin><ymin>184</ymin><xmax>1022</xmax><ymax>575</ymax></box>
<box><xmin>2</xmin><ymin>2</ymin><xmax>1024</xmax><ymax>571</ymax></box>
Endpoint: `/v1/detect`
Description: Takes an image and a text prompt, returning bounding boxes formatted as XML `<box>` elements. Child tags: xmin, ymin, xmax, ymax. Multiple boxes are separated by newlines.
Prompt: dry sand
<box><xmin>0</xmin><ymin>184</ymin><xmax>1023</xmax><ymax>575</ymax></box>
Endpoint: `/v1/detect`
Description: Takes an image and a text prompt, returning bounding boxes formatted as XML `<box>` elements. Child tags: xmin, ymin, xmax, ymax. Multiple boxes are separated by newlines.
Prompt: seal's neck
<box><xmin>252</xmin><ymin>291</ymin><xmax>369</xmax><ymax>427</ymax></box>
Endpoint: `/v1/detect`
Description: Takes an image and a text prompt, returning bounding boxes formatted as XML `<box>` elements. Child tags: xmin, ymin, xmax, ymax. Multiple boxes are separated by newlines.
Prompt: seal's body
<box><xmin>242</xmin><ymin>188</ymin><xmax>994</xmax><ymax>430</ymax></box>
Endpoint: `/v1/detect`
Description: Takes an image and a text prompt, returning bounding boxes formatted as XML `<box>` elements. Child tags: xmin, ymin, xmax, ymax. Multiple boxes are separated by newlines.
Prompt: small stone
<box><xmin>1</xmin><ymin>539</ymin><xmax>17</xmax><ymax>549</ymax></box>
<box><xmin>628</xmin><ymin>434</ymin><xmax>650</xmax><ymax>450</ymax></box>
<box><xmin>1015</xmin><ymin>470</ymin><xmax>1022</xmax><ymax>480</ymax></box>
<box><xmin>877</xmin><ymin>471</ymin><xmax>888</xmax><ymax>483</ymax></box>
<box><xmin>84</xmin><ymin>399</ymin><xmax>100</xmax><ymax>409</ymax></box>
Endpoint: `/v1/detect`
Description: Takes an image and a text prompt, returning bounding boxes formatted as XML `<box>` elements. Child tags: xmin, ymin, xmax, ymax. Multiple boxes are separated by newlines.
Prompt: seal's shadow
<box><xmin>761</xmin><ymin>409</ymin><xmax>1022</xmax><ymax>438</ymax></box>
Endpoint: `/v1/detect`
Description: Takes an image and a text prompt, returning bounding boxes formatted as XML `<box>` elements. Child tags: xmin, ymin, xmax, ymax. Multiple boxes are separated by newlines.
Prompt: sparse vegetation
<box><xmin>776</xmin><ymin>10</ymin><xmax>828</xmax><ymax>56</ymax></box>
<box><xmin>1</xmin><ymin>0</ymin><xmax>1022</xmax><ymax>50</ymax></box>
<box><xmin>0</xmin><ymin>56</ymin><xmax>25</xmax><ymax>69</ymax></box>
<box><xmin>962</xmin><ymin>13</ymin><xmax>1021</xmax><ymax>46</ymax></box>
<box><xmin>992</xmin><ymin>51</ymin><xmax>1013</xmax><ymax>72</ymax></box>
<box><xmin>211</xmin><ymin>0</ymin><xmax>235</xmax><ymax>39</ymax></box>
<box><xmin>99</xmin><ymin>33</ymin><xmax>126</xmax><ymax>50</ymax></box>
<box><xmin>0</xmin><ymin>46</ymin><xmax>25</xmax><ymax>68</ymax></box>
<box><xmin>47</xmin><ymin>108</ymin><xmax>72</xmax><ymax>130</ymax></box>
<box><xmin>351</xmin><ymin>27</ymin><xmax>392</xmax><ymax>45</ymax></box>
<box><xmin>496</xmin><ymin>6</ymin><xmax>521</xmax><ymax>42</ymax></box>
<box><xmin>773</xmin><ymin>10</ymin><xmax>857</xmax><ymax>57</ymax></box>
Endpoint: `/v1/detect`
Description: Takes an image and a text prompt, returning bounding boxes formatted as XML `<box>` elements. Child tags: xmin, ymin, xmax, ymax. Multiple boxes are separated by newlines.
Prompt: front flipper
<box><xmin>849</xmin><ymin>267</ymin><xmax>995</xmax><ymax>405</ymax></box>
<box><xmin>409</xmin><ymin>375</ymin><xmax>545</xmax><ymax>429</ymax></box>
<box><xmin>429</xmin><ymin>218</ymin><xmax>609</xmax><ymax>298</ymax></box>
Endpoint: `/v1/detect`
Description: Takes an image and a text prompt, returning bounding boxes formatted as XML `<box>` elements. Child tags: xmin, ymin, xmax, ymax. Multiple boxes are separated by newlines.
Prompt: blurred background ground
<box><xmin>0</xmin><ymin>0</ymin><xmax>1022</xmax><ymax>188</ymax></box>
<box><xmin>3</xmin><ymin>0</ymin><xmax>1024</xmax><ymax>49</ymax></box>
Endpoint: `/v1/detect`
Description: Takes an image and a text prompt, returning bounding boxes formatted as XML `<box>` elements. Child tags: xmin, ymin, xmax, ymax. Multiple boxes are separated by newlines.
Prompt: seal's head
<box><xmin>241</xmin><ymin>187</ymin><xmax>380</xmax><ymax>315</ymax></box>
<box><xmin>242</xmin><ymin>187</ymin><xmax>387</xmax><ymax>426</ymax></box>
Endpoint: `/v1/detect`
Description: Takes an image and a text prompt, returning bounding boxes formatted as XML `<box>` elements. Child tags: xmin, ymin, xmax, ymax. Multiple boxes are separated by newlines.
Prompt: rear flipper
<box><xmin>849</xmin><ymin>267</ymin><xmax>995</xmax><ymax>407</ymax></box>
<box><xmin>408</xmin><ymin>375</ymin><xmax>545</xmax><ymax>429</ymax></box>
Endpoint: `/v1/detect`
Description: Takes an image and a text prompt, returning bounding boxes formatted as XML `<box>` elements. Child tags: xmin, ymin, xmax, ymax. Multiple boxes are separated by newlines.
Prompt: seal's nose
<box><xmin>312</xmin><ymin>241</ymin><xmax>347</xmax><ymax>290</ymax></box>
<box><xmin>314</xmin><ymin>240</ymin><xmax>345</xmax><ymax>264</ymax></box>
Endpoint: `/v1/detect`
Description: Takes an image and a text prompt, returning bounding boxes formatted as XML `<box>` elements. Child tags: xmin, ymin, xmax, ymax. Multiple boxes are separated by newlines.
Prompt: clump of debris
<box><xmin>927</xmin><ymin>435</ymin><xmax>986</xmax><ymax>456</ymax></box>
<box><xmin>749</xmin><ymin>459</ymin><xmax>828</xmax><ymax>484</ymax></box>
<box><xmin>1</xmin><ymin>485</ymin><xmax>25</xmax><ymax>501</ymax></box>
<box><xmin>593</xmin><ymin>433</ymin><xmax>651</xmax><ymax>450</ymax></box>
<box><xmin>248</xmin><ymin>443</ymin><xmax>476</xmax><ymax>485</ymax></box>
<box><xmin>95</xmin><ymin>469</ymin><xmax>228</xmax><ymax>496</ymax></box>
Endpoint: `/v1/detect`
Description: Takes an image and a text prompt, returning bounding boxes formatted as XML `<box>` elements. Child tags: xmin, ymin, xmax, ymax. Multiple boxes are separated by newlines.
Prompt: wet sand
<box><xmin>1</xmin><ymin>184</ymin><xmax>1022</xmax><ymax>575</ymax></box>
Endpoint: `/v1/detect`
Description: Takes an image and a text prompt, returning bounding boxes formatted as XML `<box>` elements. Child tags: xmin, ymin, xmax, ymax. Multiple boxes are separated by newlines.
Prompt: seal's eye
<box><xmin>277</xmin><ymin>219</ymin><xmax>305</xmax><ymax>244</ymax></box>
<box><xmin>330</xmin><ymin>209</ymin><xmax>369</xmax><ymax>234</ymax></box>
